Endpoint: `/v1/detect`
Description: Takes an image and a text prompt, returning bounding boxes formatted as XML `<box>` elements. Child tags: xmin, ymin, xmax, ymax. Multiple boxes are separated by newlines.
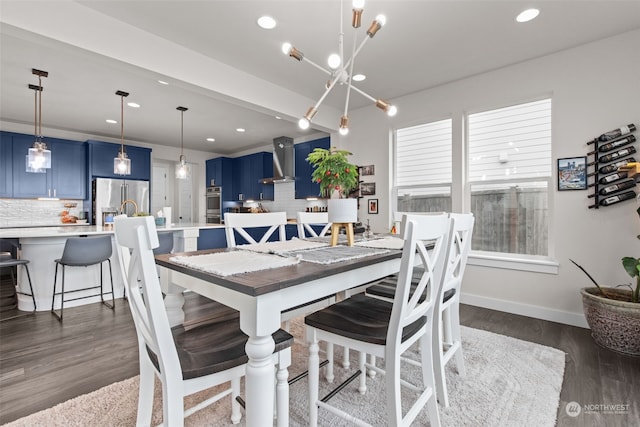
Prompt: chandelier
<box><xmin>282</xmin><ymin>0</ymin><xmax>397</xmax><ymax>136</ymax></box>
<box><xmin>114</xmin><ymin>90</ymin><xmax>131</xmax><ymax>175</ymax></box>
<box><xmin>26</xmin><ymin>68</ymin><xmax>51</xmax><ymax>173</ymax></box>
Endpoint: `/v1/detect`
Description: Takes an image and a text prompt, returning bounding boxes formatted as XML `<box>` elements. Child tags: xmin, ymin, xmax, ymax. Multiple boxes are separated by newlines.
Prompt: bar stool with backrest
<box><xmin>51</xmin><ymin>235</ymin><xmax>115</xmax><ymax>321</ymax></box>
<box><xmin>0</xmin><ymin>239</ymin><xmax>36</xmax><ymax>310</ymax></box>
<box><xmin>305</xmin><ymin>214</ymin><xmax>453</xmax><ymax>426</ymax></box>
<box><xmin>115</xmin><ymin>216</ymin><xmax>293</xmax><ymax>426</ymax></box>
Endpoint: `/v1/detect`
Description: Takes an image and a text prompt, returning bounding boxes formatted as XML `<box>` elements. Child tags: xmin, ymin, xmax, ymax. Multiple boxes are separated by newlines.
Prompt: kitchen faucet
<box><xmin>120</xmin><ymin>199</ymin><xmax>138</xmax><ymax>216</ymax></box>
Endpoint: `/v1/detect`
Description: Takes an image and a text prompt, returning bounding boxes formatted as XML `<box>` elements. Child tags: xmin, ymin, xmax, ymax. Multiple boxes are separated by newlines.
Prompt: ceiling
<box><xmin>1</xmin><ymin>1</ymin><xmax>639</xmax><ymax>156</ymax></box>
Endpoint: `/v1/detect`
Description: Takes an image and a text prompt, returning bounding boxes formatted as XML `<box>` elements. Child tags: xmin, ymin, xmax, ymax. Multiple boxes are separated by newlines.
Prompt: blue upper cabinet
<box><xmin>206</xmin><ymin>156</ymin><xmax>234</xmax><ymax>202</ymax></box>
<box><xmin>86</xmin><ymin>140</ymin><xmax>151</xmax><ymax>181</ymax></box>
<box><xmin>8</xmin><ymin>132</ymin><xmax>86</xmax><ymax>199</ymax></box>
<box><xmin>231</xmin><ymin>152</ymin><xmax>274</xmax><ymax>201</ymax></box>
<box><xmin>294</xmin><ymin>137</ymin><xmax>330</xmax><ymax>199</ymax></box>
<box><xmin>0</xmin><ymin>132</ymin><xmax>13</xmax><ymax>198</ymax></box>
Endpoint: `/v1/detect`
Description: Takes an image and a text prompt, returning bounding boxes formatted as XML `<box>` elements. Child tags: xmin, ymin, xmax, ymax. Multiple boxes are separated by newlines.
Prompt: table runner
<box><xmin>289</xmin><ymin>245</ymin><xmax>390</xmax><ymax>265</ymax></box>
<box><xmin>169</xmin><ymin>250</ymin><xmax>300</xmax><ymax>276</ymax></box>
<box><xmin>235</xmin><ymin>238</ymin><xmax>328</xmax><ymax>254</ymax></box>
<box><xmin>355</xmin><ymin>236</ymin><xmax>405</xmax><ymax>250</ymax></box>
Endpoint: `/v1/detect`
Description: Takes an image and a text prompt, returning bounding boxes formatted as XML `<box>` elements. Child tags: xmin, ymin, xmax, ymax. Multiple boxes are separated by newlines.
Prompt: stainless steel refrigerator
<box><xmin>92</xmin><ymin>178</ymin><xmax>150</xmax><ymax>225</ymax></box>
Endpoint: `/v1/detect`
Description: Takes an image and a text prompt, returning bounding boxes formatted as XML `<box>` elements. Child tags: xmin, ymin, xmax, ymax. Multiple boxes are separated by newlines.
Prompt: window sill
<box><xmin>468</xmin><ymin>251</ymin><xmax>559</xmax><ymax>274</ymax></box>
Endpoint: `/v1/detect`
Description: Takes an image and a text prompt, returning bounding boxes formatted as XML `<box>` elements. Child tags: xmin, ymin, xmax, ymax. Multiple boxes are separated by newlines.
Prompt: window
<box><xmin>394</xmin><ymin>119</ymin><xmax>452</xmax><ymax>213</ymax></box>
<box><xmin>468</xmin><ymin>98</ymin><xmax>552</xmax><ymax>256</ymax></box>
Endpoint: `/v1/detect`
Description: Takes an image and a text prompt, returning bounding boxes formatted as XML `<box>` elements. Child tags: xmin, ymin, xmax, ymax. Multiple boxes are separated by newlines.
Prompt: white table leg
<box><xmin>245</xmin><ymin>335</ymin><xmax>276</xmax><ymax>427</ymax></box>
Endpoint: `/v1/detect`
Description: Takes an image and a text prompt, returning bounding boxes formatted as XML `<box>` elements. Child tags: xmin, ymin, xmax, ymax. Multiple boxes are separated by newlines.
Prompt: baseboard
<box><xmin>461</xmin><ymin>292</ymin><xmax>589</xmax><ymax>329</ymax></box>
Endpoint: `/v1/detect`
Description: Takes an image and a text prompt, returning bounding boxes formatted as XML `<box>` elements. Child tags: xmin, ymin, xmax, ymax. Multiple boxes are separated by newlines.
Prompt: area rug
<box><xmin>3</xmin><ymin>320</ymin><xmax>565</xmax><ymax>427</ymax></box>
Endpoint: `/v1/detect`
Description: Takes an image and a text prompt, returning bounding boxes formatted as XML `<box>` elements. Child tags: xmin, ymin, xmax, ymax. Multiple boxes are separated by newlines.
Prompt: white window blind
<box><xmin>468</xmin><ymin>99</ymin><xmax>551</xmax><ymax>182</ymax></box>
<box><xmin>396</xmin><ymin>119</ymin><xmax>452</xmax><ymax>186</ymax></box>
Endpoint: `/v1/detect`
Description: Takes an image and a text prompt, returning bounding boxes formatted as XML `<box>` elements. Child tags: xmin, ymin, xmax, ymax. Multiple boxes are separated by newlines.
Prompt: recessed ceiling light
<box><xmin>275</xmin><ymin>116</ymin><xmax>282</xmax><ymax>120</ymax></box>
<box><xmin>127</xmin><ymin>102</ymin><xmax>140</xmax><ymax>108</ymax></box>
<box><xmin>257</xmin><ymin>15</ymin><xmax>277</xmax><ymax>29</ymax></box>
<box><xmin>206</xmin><ymin>137</ymin><xmax>215</xmax><ymax>142</ymax></box>
<box><xmin>516</xmin><ymin>8</ymin><xmax>539</xmax><ymax>23</ymax></box>
<box><xmin>352</xmin><ymin>74</ymin><xmax>366</xmax><ymax>82</ymax></box>
<box><xmin>106</xmin><ymin>119</ymin><xmax>117</xmax><ymax>124</ymax></box>
<box><xmin>157</xmin><ymin>80</ymin><xmax>169</xmax><ymax>85</ymax></box>
<box><xmin>236</xmin><ymin>128</ymin><xmax>246</xmax><ymax>133</ymax></box>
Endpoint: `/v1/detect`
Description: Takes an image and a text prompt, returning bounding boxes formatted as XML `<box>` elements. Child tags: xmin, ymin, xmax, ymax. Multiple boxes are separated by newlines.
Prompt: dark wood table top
<box><xmin>155</xmin><ymin>247</ymin><xmax>402</xmax><ymax>297</ymax></box>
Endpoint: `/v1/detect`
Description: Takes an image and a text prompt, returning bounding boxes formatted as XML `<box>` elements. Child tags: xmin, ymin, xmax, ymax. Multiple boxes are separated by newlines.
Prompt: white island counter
<box><xmin>1</xmin><ymin>222</ymin><xmax>224</xmax><ymax>312</ymax></box>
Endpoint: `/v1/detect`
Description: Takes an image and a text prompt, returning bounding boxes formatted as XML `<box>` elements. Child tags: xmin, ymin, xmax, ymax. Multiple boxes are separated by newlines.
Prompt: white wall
<box><xmin>345</xmin><ymin>29</ymin><xmax>640</xmax><ymax>327</ymax></box>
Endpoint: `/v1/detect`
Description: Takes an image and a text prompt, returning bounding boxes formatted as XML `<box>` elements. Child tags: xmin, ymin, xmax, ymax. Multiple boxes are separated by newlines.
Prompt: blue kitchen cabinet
<box><xmin>86</xmin><ymin>140</ymin><xmax>151</xmax><ymax>181</ymax></box>
<box><xmin>294</xmin><ymin>137</ymin><xmax>330</xmax><ymax>199</ymax></box>
<box><xmin>232</xmin><ymin>152</ymin><xmax>274</xmax><ymax>201</ymax></box>
<box><xmin>197</xmin><ymin>227</ymin><xmax>228</xmax><ymax>249</ymax></box>
<box><xmin>206</xmin><ymin>156</ymin><xmax>234</xmax><ymax>203</ymax></box>
<box><xmin>9</xmin><ymin>132</ymin><xmax>86</xmax><ymax>199</ymax></box>
<box><xmin>0</xmin><ymin>132</ymin><xmax>13</xmax><ymax>197</ymax></box>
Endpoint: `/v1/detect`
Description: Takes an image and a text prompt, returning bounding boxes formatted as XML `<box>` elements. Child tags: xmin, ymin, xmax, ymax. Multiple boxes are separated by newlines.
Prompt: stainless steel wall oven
<box><xmin>206</xmin><ymin>186</ymin><xmax>222</xmax><ymax>224</ymax></box>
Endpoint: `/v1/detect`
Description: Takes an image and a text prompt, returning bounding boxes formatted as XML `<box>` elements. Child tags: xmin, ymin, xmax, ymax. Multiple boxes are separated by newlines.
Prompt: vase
<box><xmin>327</xmin><ymin>198</ymin><xmax>358</xmax><ymax>223</ymax></box>
<box><xmin>580</xmin><ymin>287</ymin><xmax>640</xmax><ymax>356</ymax></box>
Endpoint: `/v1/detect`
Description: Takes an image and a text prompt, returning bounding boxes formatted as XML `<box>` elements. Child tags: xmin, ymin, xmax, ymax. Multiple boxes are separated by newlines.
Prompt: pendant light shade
<box><xmin>175</xmin><ymin>106</ymin><xmax>190</xmax><ymax>180</ymax></box>
<box><xmin>114</xmin><ymin>90</ymin><xmax>131</xmax><ymax>175</ymax></box>
<box><xmin>26</xmin><ymin>69</ymin><xmax>51</xmax><ymax>173</ymax></box>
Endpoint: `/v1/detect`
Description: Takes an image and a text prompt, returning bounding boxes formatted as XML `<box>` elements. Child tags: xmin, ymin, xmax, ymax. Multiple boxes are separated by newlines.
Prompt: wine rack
<box><xmin>587</xmin><ymin>124</ymin><xmax>637</xmax><ymax>208</ymax></box>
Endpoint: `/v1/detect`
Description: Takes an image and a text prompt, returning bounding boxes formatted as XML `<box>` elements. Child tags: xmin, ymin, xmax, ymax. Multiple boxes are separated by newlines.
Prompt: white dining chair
<box><xmin>224</xmin><ymin>211</ymin><xmax>287</xmax><ymax>247</ymax></box>
<box><xmin>114</xmin><ymin>216</ymin><xmax>293</xmax><ymax>426</ymax></box>
<box><xmin>305</xmin><ymin>214</ymin><xmax>453</xmax><ymax>426</ymax></box>
<box><xmin>364</xmin><ymin>212</ymin><xmax>474</xmax><ymax>407</ymax></box>
<box><xmin>296</xmin><ymin>211</ymin><xmax>331</xmax><ymax>238</ymax></box>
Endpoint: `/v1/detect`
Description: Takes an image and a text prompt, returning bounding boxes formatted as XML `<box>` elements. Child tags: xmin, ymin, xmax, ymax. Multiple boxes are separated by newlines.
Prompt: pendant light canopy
<box><xmin>26</xmin><ymin>68</ymin><xmax>51</xmax><ymax>173</ymax></box>
<box><xmin>175</xmin><ymin>106</ymin><xmax>190</xmax><ymax>180</ymax></box>
<box><xmin>114</xmin><ymin>90</ymin><xmax>131</xmax><ymax>175</ymax></box>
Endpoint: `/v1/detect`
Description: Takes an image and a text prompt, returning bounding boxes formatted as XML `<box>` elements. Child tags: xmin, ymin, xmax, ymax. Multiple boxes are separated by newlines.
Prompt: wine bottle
<box><xmin>588</xmin><ymin>123</ymin><xmax>636</xmax><ymax>144</ymax></box>
<box><xmin>600</xmin><ymin>190</ymin><xmax>636</xmax><ymax>206</ymax></box>
<box><xmin>593</xmin><ymin>146</ymin><xmax>637</xmax><ymax>164</ymax></box>
<box><xmin>599</xmin><ymin>157</ymin><xmax>635</xmax><ymax>175</ymax></box>
<box><xmin>598</xmin><ymin>179</ymin><xmax>636</xmax><ymax>196</ymax></box>
<box><xmin>599</xmin><ymin>172</ymin><xmax>628</xmax><ymax>185</ymax></box>
<box><xmin>587</xmin><ymin>135</ymin><xmax>636</xmax><ymax>155</ymax></box>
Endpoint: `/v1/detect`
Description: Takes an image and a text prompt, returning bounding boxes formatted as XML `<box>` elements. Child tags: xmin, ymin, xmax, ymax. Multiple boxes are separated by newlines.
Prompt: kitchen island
<box><xmin>0</xmin><ymin>222</ymin><xmax>225</xmax><ymax>312</ymax></box>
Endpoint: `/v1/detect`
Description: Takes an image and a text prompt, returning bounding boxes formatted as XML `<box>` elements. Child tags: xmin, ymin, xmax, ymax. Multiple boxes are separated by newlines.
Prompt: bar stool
<box><xmin>51</xmin><ymin>235</ymin><xmax>115</xmax><ymax>321</ymax></box>
<box><xmin>0</xmin><ymin>239</ymin><xmax>36</xmax><ymax>310</ymax></box>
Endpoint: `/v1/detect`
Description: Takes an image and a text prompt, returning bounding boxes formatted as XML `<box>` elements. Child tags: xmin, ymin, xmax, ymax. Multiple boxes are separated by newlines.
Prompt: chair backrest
<box><xmin>387</xmin><ymin>214</ymin><xmax>453</xmax><ymax>349</ymax></box>
<box><xmin>59</xmin><ymin>235</ymin><xmax>113</xmax><ymax>266</ymax></box>
<box><xmin>296</xmin><ymin>212</ymin><xmax>331</xmax><ymax>238</ymax></box>
<box><xmin>114</xmin><ymin>216</ymin><xmax>181</xmax><ymax>379</ymax></box>
<box><xmin>443</xmin><ymin>213</ymin><xmax>474</xmax><ymax>293</ymax></box>
<box><xmin>224</xmin><ymin>212</ymin><xmax>287</xmax><ymax>247</ymax></box>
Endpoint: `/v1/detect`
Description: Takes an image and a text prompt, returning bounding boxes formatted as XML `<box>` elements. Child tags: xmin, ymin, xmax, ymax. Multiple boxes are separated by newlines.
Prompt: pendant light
<box><xmin>26</xmin><ymin>68</ymin><xmax>51</xmax><ymax>173</ymax></box>
<box><xmin>175</xmin><ymin>106</ymin><xmax>190</xmax><ymax>180</ymax></box>
<box><xmin>114</xmin><ymin>90</ymin><xmax>131</xmax><ymax>175</ymax></box>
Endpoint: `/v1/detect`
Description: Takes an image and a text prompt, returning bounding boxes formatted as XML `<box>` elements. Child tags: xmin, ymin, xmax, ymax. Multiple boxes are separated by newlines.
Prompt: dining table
<box><xmin>154</xmin><ymin>237</ymin><xmax>404</xmax><ymax>427</ymax></box>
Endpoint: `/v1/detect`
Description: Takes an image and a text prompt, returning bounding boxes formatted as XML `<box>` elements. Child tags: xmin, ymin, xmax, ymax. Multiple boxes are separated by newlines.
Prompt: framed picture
<box><xmin>359</xmin><ymin>165</ymin><xmax>375</xmax><ymax>176</ymax></box>
<box><xmin>360</xmin><ymin>182</ymin><xmax>376</xmax><ymax>196</ymax></box>
<box><xmin>368</xmin><ymin>199</ymin><xmax>379</xmax><ymax>214</ymax></box>
<box><xmin>557</xmin><ymin>156</ymin><xmax>587</xmax><ymax>191</ymax></box>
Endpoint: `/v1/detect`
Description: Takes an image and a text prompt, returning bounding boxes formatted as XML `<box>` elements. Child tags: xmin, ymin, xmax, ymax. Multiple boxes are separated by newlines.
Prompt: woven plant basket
<box><xmin>581</xmin><ymin>287</ymin><xmax>640</xmax><ymax>357</ymax></box>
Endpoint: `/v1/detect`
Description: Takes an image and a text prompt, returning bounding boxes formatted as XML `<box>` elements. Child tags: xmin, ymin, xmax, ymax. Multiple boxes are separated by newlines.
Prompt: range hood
<box><xmin>261</xmin><ymin>136</ymin><xmax>295</xmax><ymax>184</ymax></box>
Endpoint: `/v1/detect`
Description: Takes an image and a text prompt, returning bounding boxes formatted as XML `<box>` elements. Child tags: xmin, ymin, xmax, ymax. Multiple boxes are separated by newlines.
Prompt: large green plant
<box><xmin>306</xmin><ymin>147</ymin><xmax>359</xmax><ymax>198</ymax></box>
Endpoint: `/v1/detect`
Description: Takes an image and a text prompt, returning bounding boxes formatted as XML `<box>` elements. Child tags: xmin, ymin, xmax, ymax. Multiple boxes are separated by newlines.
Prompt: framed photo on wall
<box><xmin>557</xmin><ymin>156</ymin><xmax>587</xmax><ymax>191</ymax></box>
<box><xmin>360</xmin><ymin>182</ymin><xmax>376</xmax><ymax>196</ymax></box>
<box><xmin>368</xmin><ymin>199</ymin><xmax>379</xmax><ymax>214</ymax></box>
<box><xmin>359</xmin><ymin>165</ymin><xmax>375</xmax><ymax>176</ymax></box>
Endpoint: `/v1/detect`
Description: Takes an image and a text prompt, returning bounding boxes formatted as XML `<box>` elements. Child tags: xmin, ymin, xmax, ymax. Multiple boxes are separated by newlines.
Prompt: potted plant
<box><xmin>307</xmin><ymin>147</ymin><xmax>359</xmax><ymax>243</ymax></box>
<box><xmin>571</xmin><ymin>206</ymin><xmax>640</xmax><ymax>356</ymax></box>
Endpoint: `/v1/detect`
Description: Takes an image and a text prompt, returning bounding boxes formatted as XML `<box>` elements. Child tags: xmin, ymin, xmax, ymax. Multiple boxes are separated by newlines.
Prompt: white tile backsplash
<box><xmin>244</xmin><ymin>182</ymin><xmax>326</xmax><ymax>219</ymax></box>
<box><xmin>0</xmin><ymin>199</ymin><xmax>85</xmax><ymax>227</ymax></box>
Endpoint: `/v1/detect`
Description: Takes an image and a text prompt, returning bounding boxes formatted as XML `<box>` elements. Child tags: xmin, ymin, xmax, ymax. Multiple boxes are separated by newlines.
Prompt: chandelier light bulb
<box><xmin>282</xmin><ymin>42</ymin><xmax>292</xmax><ymax>55</ymax></box>
<box><xmin>339</xmin><ymin>127</ymin><xmax>349</xmax><ymax>136</ymax></box>
<box><xmin>339</xmin><ymin>115</ymin><xmax>350</xmax><ymax>135</ymax></box>
<box><xmin>298</xmin><ymin>117</ymin><xmax>310</xmax><ymax>130</ymax></box>
<box><xmin>387</xmin><ymin>105</ymin><xmax>398</xmax><ymax>117</ymax></box>
<box><xmin>352</xmin><ymin>0</ymin><xmax>365</xmax><ymax>9</ymax></box>
<box><xmin>328</xmin><ymin>53</ymin><xmax>341</xmax><ymax>69</ymax></box>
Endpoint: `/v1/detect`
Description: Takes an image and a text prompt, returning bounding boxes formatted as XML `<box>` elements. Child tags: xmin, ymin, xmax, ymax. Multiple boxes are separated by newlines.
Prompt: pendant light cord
<box><xmin>180</xmin><ymin>109</ymin><xmax>184</xmax><ymax>156</ymax></box>
<box><xmin>120</xmin><ymin>93</ymin><xmax>124</xmax><ymax>153</ymax></box>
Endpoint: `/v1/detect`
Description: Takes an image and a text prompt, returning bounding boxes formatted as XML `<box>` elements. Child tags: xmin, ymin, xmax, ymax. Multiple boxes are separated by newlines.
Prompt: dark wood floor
<box><xmin>1</xmin><ymin>294</ymin><xmax>638</xmax><ymax>426</ymax></box>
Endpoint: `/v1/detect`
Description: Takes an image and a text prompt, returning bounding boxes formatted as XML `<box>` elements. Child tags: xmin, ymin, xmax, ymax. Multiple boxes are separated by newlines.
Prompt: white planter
<box><xmin>328</xmin><ymin>198</ymin><xmax>358</xmax><ymax>223</ymax></box>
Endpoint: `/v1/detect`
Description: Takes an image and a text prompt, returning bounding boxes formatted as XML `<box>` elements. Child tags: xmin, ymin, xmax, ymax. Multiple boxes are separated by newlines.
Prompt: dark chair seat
<box><xmin>0</xmin><ymin>239</ymin><xmax>36</xmax><ymax>310</ymax></box>
<box><xmin>148</xmin><ymin>318</ymin><xmax>293</xmax><ymax>380</ymax></box>
<box><xmin>305</xmin><ymin>293</ymin><xmax>426</xmax><ymax>346</ymax></box>
<box><xmin>366</xmin><ymin>272</ymin><xmax>456</xmax><ymax>304</ymax></box>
